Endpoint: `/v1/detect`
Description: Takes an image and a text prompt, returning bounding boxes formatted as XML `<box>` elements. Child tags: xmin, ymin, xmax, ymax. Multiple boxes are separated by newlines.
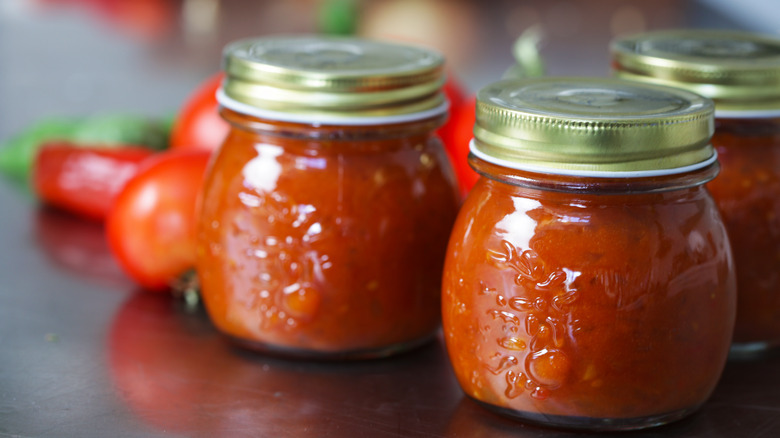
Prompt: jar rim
<box><xmin>470</xmin><ymin>139</ymin><xmax>719</xmax><ymax>179</ymax></box>
<box><xmin>217</xmin><ymin>89</ymin><xmax>449</xmax><ymax>126</ymax></box>
<box><xmin>715</xmin><ymin>108</ymin><xmax>780</xmax><ymax>119</ymax></box>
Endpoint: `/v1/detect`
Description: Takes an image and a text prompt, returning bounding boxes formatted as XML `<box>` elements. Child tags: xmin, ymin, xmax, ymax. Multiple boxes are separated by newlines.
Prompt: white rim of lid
<box><xmin>469</xmin><ymin>139</ymin><xmax>718</xmax><ymax>178</ymax></box>
<box><xmin>217</xmin><ymin>89</ymin><xmax>449</xmax><ymax>126</ymax></box>
<box><xmin>715</xmin><ymin>108</ymin><xmax>780</xmax><ymax>119</ymax></box>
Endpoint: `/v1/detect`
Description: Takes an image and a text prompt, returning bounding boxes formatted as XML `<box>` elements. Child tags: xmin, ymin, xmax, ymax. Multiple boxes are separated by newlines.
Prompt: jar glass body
<box><xmin>442</xmin><ymin>157</ymin><xmax>736</xmax><ymax>430</ymax></box>
<box><xmin>197</xmin><ymin>109</ymin><xmax>460</xmax><ymax>359</ymax></box>
<box><xmin>708</xmin><ymin>116</ymin><xmax>780</xmax><ymax>355</ymax></box>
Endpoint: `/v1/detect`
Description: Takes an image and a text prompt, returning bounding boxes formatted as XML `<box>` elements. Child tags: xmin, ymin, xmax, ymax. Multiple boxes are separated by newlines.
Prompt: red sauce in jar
<box><xmin>195</xmin><ymin>35</ymin><xmax>459</xmax><ymax>358</ymax></box>
<box><xmin>197</xmin><ymin>110</ymin><xmax>458</xmax><ymax>357</ymax></box>
<box><xmin>611</xmin><ymin>29</ymin><xmax>780</xmax><ymax>356</ymax></box>
<box><xmin>443</xmin><ymin>161</ymin><xmax>735</xmax><ymax>428</ymax></box>
<box><xmin>707</xmin><ymin>117</ymin><xmax>780</xmax><ymax>349</ymax></box>
<box><xmin>197</xmin><ymin>36</ymin><xmax>459</xmax><ymax>359</ymax></box>
<box><xmin>441</xmin><ymin>77</ymin><xmax>736</xmax><ymax>430</ymax></box>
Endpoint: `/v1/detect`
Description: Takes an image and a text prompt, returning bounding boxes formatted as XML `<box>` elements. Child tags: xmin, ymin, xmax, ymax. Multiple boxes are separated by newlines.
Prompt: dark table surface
<box><xmin>3</xmin><ymin>1</ymin><xmax>780</xmax><ymax>437</ymax></box>
<box><xmin>3</xmin><ymin>181</ymin><xmax>780</xmax><ymax>438</ymax></box>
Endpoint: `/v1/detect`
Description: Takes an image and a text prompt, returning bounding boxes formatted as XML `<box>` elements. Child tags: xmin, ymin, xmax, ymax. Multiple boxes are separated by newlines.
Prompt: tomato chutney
<box><xmin>441</xmin><ymin>78</ymin><xmax>736</xmax><ymax>430</ymax></box>
<box><xmin>197</xmin><ymin>36</ymin><xmax>459</xmax><ymax>359</ymax></box>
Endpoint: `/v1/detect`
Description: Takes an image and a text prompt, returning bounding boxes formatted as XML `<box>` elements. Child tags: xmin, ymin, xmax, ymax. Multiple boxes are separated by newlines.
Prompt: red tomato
<box><xmin>106</xmin><ymin>149</ymin><xmax>211</xmax><ymax>291</ymax></box>
<box><xmin>170</xmin><ymin>73</ymin><xmax>230</xmax><ymax>152</ymax></box>
<box><xmin>439</xmin><ymin>96</ymin><xmax>478</xmax><ymax>199</ymax></box>
<box><xmin>33</xmin><ymin>142</ymin><xmax>154</xmax><ymax>220</ymax></box>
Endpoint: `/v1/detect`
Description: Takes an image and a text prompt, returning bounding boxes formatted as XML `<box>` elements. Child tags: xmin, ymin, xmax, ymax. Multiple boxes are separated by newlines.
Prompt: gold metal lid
<box><xmin>472</xmin><ymin>77</ymin><xmax>715</xmax><ymax>176</ymax></box>
<box><xmin>220</xmin><ymin>35</ymin><xmax>447</xmax><ymax>124</ymax></box>
<box><xmin>611</xmin><ymin>30</ymin><xmax>780</xmax><ymax>114</ymax></box>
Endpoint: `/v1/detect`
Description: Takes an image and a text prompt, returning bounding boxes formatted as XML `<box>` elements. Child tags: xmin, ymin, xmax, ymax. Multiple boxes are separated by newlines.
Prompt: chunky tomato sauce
<box><xmin>442</xmin><ymin>159</ymin><xmax>736</xmax><ymax>426</ymax></box>
<box><xmin>197</xmin><ymin>109</ymin><xmax>459</xmax><ymax>358</ymax></box>
<box><xmin>707</xmin><ymin>117</ymin><xmax>780</xmax><ymax>349</ymax></box>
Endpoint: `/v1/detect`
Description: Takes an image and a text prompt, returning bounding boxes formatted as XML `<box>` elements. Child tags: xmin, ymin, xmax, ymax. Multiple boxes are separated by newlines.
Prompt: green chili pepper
<box><xmin>0</xmin><ymin>113</ymin><xmax>172</xmax><ymax>181</ymax></box>
<box><xmin>71</xmin><ymin>114</ymin><xmax>170</xmax><ymax>151</ymax></box>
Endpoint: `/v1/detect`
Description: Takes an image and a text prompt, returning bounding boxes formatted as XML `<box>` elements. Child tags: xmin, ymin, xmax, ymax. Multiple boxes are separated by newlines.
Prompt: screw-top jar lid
<box><xmin>611</xmin><ymin>30</ymin><xmax>780</xmax><ymax>116</ymax></box>
<box><xmin>472</xmin><ymin>77</ymin><xmax>715</xmax><ymax>177</ymax></box>
<box><xmin>219</xmin><ymin>35</ymin><xmax>447</xmax><ymax>125</ymax></box>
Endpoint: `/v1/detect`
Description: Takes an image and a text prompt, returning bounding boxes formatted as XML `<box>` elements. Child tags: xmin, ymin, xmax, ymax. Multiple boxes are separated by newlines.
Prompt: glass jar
<box><xmin>612</xmin><ymin>30</ymin><xmax>780</xmax><ymax>357</ymax></box>
<box><xmin>442</xmin><ymin>78</ymin><xmax>736</xmax><ymax>430</ymax></box>
<box><xmin>197</xmin><ymin>36</ymin><xmax>460</xmax><ymax>359</ymax></box>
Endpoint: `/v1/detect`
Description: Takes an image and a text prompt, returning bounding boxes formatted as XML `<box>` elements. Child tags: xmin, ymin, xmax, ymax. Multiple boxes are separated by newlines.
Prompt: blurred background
<box><xmin>1</xmin><ymin>0</ymin><xmax>778</xmax><ymax>142</ymax></box>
